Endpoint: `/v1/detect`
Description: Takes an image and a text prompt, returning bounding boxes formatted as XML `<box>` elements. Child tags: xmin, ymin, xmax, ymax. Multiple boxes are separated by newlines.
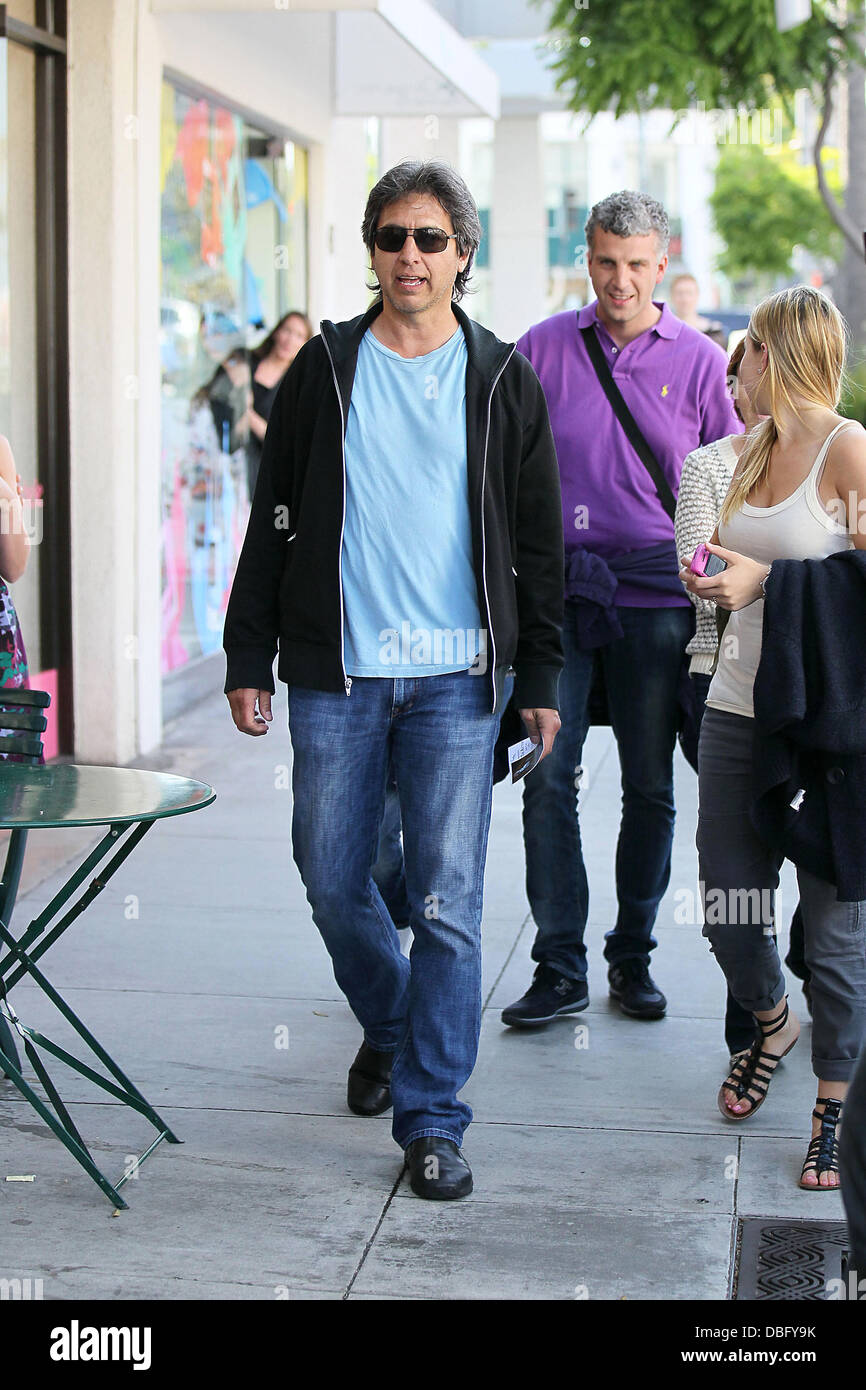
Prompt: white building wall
<box><xmin>135</xmin><ymin>3</ymin><xmax>165</xmax><ymax>758</ymax></box>
<box><xmin>490</xmin><ymin>116</ymin><xmax>545</xmax><ymax>341</ymax></box>
<box><xmin>674</xmin><ymin>138</ymin><xmax>722</xmax><ymax>307</ymax></box>
<box><xmin>380</xmin><ymin>115</ymin><xmax>461</xmax><ymax>170</ymax></box>
<box><xmin>67</xmin><ymin>0</ymin><xmax>141</xmax><ymax>764</ymax></box>
<box><xmin>66</xmin><ymin>0</ymin><xmax>494</xmax><ymax>762</ymax></box>
<box><xmin>323</xmin><ymin>117</ymin><xmax>375</xmax><ymax>322</ymax></box>
<box><xmin>155</xmin><ymin>9</ymin><xmax>334</xmax><ymax>145</ymax></box>
<box><xmin>65</xmin><ymin>1</ymin><xmax>353</xmax><ymax>761</ymax></box>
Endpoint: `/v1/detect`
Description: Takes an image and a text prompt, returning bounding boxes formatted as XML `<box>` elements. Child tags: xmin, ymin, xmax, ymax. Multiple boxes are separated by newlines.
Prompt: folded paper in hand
<box><xmin>508</xmin><ymin>736</ymin><xmax>544</xmax><ymax>783</ymax></box>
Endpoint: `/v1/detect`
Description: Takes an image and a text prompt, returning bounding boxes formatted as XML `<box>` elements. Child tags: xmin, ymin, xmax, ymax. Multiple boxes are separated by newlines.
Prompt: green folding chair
<box><xmin>0</xmin><ymin>688</ymin><xmax>50</xmax><ymax>1074</ymax></box>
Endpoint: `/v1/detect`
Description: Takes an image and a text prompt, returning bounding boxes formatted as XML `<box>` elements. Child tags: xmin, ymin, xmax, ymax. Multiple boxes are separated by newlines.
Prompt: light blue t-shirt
<box><xmin>342</xmin><ymin>326</ymin><xmax>483</xmax><ymax>678</ymax></box>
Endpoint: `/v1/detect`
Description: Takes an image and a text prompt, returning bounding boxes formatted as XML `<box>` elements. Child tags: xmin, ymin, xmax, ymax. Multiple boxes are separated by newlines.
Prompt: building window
<box><xmin>159</xmin><ymin>79</ymin><xmax>308</xmax><ymax>679</ymax></box>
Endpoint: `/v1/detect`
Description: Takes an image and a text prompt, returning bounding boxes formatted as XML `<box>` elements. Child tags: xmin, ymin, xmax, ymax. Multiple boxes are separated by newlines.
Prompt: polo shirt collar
<box><xmin>578</xmin><ymin>299</ymin><xmax>682</xmax><ymax>340</ymax></box>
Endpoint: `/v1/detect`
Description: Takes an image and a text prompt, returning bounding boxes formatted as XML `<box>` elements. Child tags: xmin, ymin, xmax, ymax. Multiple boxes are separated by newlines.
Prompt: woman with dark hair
<box><xmin>191</xmin><ymin>348</ymin><xmax>251</xmax><ymax>457</ymax></box>
<box><xmin>245</xmin><ymin>310</ymin><xmax>313</xmax><ymax>500</ymax></box>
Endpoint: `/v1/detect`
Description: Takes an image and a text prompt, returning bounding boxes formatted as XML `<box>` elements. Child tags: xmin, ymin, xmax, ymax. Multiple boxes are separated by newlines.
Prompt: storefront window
<box><xmin>159</xmin><ymin>81</ymin><xmax>308</xmax><ymax>678</ymax></box>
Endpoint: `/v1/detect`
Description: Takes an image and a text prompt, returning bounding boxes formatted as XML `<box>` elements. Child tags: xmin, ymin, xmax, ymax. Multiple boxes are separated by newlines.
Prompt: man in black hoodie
<box><xmin>223</xmin><ymin>161</ymin><xmax>564</xmax><ymax>1199</ymax></box>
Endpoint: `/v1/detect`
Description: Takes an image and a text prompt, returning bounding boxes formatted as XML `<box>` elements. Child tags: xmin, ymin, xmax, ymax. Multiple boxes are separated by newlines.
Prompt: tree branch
<box><xmin>813</xmin><ymin>63</ymin><xmax>863</xmax><ymax>256</ymax></box>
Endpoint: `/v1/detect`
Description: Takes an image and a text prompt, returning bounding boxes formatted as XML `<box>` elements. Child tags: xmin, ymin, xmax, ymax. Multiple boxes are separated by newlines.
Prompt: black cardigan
<box><xmin>223</xmin><ymin>302</ymin><xmax>564</xmax><ymax>716</ymax></box>
<box><xmin>751</xmin><ymin>548</ymin><xmax>866</xmax><ymax>901</ymax></box>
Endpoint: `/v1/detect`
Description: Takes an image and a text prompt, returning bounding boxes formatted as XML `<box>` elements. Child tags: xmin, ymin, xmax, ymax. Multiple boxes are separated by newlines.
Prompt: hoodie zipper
<box><xmin>321</xmin><ymin>327</ymin><xmax>352</xmax><ymax>696</ymax></box>
<box><xmin>480</xmin><ymin>346</ymin><xmax>516</xmax><ymax>712</ymax></box>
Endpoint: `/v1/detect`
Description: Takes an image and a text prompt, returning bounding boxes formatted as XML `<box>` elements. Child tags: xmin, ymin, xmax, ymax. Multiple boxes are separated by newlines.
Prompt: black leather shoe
<box><xmin>405</xmin><ymin>1138</ymin><xmax>473</xmax><ymax>1200</ymax></box>
<box><xmin>501</xmin><ymin>965</ymin><xmax>588</xmax><ymax>1027</ymax></box>
<box><xmin>608</xmin><ymin>960</ymin><xmax>667</xmax><ymax>1019</ymax></box>
<box><xmin>347</xmin><ymin>1041</ymin><xmax>394</xmax><ymax>1116</ymax></box>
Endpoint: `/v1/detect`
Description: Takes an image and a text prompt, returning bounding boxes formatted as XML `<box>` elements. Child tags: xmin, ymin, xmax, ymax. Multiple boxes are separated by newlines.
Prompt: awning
<box><xmin>151</xmin><ymin>0</ymin><xmax>500</xmax><ymax>119</ymax></box>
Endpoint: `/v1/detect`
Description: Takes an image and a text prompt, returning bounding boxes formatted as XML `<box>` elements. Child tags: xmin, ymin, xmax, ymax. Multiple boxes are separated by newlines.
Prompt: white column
<box><xmin>490</xmin><ymin>115</ymin><xmax>546</xmax><ymax>340</ymax></box>
<box><xmin>322</xmin><ymin>117</ymin><xmax>376</xmax><ymax>321</ymax></box>
<box><xmin>134</xmin><ymin>3</ymin><xmax>164</xmax><ymax>755</ymax></box>
<box><xmin>67</xmin><ymin>0</ymin><xmax>144</xmax><ymax>763</ymax></box>
<box><xmin>676</xmin><ymin>135</ymin><xmax>719</xmax><ymax>306</ymax></box>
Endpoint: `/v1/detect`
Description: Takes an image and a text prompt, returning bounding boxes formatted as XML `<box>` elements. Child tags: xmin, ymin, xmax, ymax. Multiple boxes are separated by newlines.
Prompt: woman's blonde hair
<box><xmin>720</xmin><ymin>286</ymin><xmax>849</xmax><ymax>524</ymax></box>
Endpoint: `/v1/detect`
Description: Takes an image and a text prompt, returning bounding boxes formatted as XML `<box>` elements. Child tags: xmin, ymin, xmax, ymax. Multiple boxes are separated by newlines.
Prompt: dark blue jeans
<box><xmin>372</xmin><ymin>774</ymin><xmax>411</xmax><ymax>929</ymax></box>
<box><xmin>287</xmin><ymin>670</ymin><xmax>499</xmax><ymax>1150</ymax></box>
<box><xmin>522</xmin><ymin>603</ymin><xmax>693</xmax><ymax>980</ymax></box>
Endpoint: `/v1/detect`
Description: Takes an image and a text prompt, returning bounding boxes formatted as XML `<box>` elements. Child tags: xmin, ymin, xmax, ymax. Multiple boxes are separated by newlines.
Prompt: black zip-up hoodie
<box><xmin>223</xmin><ymin>301</ymin><xmax>564</xmax><ymax>715</ymax></box>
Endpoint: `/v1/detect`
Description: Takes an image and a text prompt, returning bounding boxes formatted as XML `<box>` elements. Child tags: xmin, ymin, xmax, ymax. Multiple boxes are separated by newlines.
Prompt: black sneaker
<box><xmin>501</xmin><ymin>965</ymin><xmax>588</xmax><ymax>1028</ymax></box>
<box><xmin>608</xmin><ymin>960</ymin><xmax>667</xmax><ymax>1020</ymax></box>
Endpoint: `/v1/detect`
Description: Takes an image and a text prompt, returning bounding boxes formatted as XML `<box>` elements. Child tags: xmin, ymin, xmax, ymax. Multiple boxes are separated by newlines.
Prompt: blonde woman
<box><xmin>675</xmin><ymin>340</ymin><xmax>762</xmax><ymax>1064</ymax></box>
<box><xmin>680</xmin><ymin>286</ymin><xmax>866</xmax><ymax>1190</ymax></box>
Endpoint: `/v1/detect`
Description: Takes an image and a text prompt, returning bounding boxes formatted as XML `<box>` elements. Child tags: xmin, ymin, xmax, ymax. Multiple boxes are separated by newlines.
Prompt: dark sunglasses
<box><xmin>373</xmin><ymin>225</ymin><xmax>458</xmax><ymax>255</ymax></box>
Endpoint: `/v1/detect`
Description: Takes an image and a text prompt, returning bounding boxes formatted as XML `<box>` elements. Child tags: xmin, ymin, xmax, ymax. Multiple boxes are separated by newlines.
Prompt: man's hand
<box><xmin>518</xmin><ymin>706</ymin><xmax>561</xmax><ymax>762</ymax></box>
<box><xmin>227</xmin><ymin>687</ymin><xmax>273</xmax><ymax>736</ymax></box>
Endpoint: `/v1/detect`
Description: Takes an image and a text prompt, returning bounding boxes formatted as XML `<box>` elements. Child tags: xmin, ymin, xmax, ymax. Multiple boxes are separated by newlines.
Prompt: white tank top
<box><xmin>707</xmin><ymin>420</ymin><xmax>858</xmax><ymax>718</ymax></box>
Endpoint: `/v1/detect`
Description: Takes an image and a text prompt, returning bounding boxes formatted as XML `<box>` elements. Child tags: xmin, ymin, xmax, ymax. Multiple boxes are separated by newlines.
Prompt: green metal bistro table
<box><xmin>0</xmin><ymin>764</ymin><xmax>215</xmax><ymax>1208</ymax></box>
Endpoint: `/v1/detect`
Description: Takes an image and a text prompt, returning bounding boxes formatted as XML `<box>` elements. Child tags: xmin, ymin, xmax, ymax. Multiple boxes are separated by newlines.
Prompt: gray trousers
<box><xmin>697</xmin><ymin>706</ymin><xmax>866</xmax><ymax>1083</ymax></box>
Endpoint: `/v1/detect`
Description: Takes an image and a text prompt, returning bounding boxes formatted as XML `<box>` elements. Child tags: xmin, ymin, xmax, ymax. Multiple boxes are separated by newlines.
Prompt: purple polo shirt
<box><xmin>517</xmin><ymin>301</ymin><xmax>743</xmax><ymax>606</ymax></box>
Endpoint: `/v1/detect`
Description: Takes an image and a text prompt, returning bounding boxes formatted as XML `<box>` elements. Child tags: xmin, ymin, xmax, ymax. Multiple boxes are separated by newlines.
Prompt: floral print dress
<box><xmin>0</xmin><ymin>578</ymin><xmax>32</xmax><ymax>762</ymax></box>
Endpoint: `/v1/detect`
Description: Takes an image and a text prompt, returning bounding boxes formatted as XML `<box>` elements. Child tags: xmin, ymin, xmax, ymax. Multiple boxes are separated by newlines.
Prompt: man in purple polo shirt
<box><xmin>502</xmin><ymin>190</ymin><xmax>741</xmax><ymax>1027</ymax></box>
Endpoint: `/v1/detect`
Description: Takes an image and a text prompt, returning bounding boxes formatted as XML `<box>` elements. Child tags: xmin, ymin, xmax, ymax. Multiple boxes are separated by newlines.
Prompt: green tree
<box><xmin>710</xmin><ymin>143</ymin><xmax>842</xmax><ymax>280</ymax></box>
<box><xmin>543</xmin><ymin>0</ymin><xmax>866</xmax><ymax>344</ymax></box>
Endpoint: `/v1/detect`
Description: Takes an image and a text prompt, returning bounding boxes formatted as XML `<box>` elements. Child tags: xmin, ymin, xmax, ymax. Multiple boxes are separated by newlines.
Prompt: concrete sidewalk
<box><xmin>0</xmin><ymin>690</ymin><xmax>841</xmax><ymax>1300</ymax></box>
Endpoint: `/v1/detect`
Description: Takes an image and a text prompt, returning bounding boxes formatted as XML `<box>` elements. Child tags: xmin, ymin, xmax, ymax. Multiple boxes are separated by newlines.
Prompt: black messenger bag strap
<box><xmin>580</xmin><ymin>323</ymin><xmax>677</xmax><ymax>523</ymax></box>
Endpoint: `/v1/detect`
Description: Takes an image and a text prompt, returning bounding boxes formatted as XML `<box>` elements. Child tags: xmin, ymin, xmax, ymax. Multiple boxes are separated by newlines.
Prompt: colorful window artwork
<box><xmin>159</xmin><ymin>81</ymin><xmax>308</xmax><ymax>678</ymax></box>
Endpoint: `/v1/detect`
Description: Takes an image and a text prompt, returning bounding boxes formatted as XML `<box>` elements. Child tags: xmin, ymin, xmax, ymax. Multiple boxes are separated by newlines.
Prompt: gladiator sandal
<box><xmin>717</xmin><ymin>998</ymin><xmax>799</xmax><ymax>1121</ymax></box>
<box><xmin>799</xmin><ymin>1097</ymin><xmax>844</xmax><ymax>1191</ymax></box>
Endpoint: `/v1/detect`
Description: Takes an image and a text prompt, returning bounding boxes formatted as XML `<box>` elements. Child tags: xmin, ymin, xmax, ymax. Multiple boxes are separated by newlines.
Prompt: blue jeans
<box><xmin>522</xmin><ymin>603</ymin><xmax>693</xmax><ymax>980</ymax></box>
<box><xmin>372</xmin><ymin>773</ymin><xmax>411</xmax><ymax>929</ymax></box>
<box><xmin>287</xmin><ymin>669</ymin><xmax>499</xmax><ymax>1150</ymax></box>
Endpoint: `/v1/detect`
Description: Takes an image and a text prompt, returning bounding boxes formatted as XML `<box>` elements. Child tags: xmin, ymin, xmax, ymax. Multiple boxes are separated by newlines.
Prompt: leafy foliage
<box><xmin>709</xmin><ymin>143</ymin><xmax>842</xmax><ymax>278</ymax></box>
<box><xmin>543</xmin><ymin>0</ymin><xmax>859</xmax><ymax>123</ymax></box>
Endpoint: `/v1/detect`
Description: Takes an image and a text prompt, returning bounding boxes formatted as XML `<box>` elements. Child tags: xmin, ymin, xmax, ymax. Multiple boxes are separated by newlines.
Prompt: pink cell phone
<box><xmin>690</xmin><ymin>543</ymin><xmax>727</xmax><ymax>577</ymax></box>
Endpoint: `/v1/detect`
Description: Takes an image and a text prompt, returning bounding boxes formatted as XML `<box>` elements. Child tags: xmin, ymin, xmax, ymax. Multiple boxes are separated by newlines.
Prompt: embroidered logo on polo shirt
<box><xmin>661</xmin><ymin>384</ymin><xmax>670</xmax><ymax>397</ymax></box>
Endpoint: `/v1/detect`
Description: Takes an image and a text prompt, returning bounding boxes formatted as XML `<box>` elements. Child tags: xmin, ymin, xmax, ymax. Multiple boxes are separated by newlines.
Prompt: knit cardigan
<box><xmin>674</xmin><ymin>435</ymin><xmax>739</xmax><ymax>674</ymax></box>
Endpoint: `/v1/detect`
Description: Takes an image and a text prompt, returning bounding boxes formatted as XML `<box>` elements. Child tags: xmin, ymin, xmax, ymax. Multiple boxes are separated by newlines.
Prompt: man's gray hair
<box><xmin>585</xmin><ymin>191</ymin><xmax>670</xmax><ymax>257</ymax></box>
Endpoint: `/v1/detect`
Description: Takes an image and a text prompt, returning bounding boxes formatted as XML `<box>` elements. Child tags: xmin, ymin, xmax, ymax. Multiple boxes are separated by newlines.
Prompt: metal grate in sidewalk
<box><xmin>734</xmin><ymin>1219</ymin><xmax>848</xmax><ymax>1299</ymax></box>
